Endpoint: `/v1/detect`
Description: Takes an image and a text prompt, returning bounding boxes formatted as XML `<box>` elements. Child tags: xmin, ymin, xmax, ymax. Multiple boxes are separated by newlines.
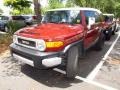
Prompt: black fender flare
<box><xmin>62</xmin><ymin>39</ymin><xmax>84</xmax><ymax>55</ymax></box>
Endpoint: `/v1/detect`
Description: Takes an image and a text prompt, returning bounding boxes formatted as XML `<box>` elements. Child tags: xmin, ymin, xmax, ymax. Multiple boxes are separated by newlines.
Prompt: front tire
<box><xmin>66</xmin><ymin>46</ymin><xmax>79</xmax><ymax>78</ymax></box>
<box><xmin>106</xmin><ymin>29</ymin><xmax>112</xmax><ymax>40</ymax></box>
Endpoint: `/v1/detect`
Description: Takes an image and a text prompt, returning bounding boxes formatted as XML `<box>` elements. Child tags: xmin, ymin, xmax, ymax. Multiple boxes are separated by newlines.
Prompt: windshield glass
<box><xmin>42</xmin><ymin>10</ymin><xmax>81</xmax><ymax>24</ymax></box>
<box><xmin>104</xmin><ymin>15</ymin><xmax>114</xmax><ymax>22</ymax></box>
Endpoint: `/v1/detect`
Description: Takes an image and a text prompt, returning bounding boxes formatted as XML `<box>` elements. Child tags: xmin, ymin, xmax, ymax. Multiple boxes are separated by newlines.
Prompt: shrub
<box><xmin>0</xmin><ymin>34</ymin><xmax>12</xmax><ymax>53</ymax></box>
<box><xmin>0</xmin><ymin>20</ymin><xmax>26</xmax><ymax>53</ymax></box>
<box><xmin>0</xmin><ymin>34</ymin><xmax>12</xmax><ymax>45</ymax></box>
<box><xmin>7</xmin><ymin>20</ymin><xmax>26</xmax><ymax>35</ymax></box>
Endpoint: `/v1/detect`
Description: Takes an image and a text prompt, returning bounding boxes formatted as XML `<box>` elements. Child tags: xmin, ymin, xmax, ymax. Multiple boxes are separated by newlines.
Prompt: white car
<box><xmin>22</xmin><ymin>15</ymin><xmax>37</xmax><ymax>25</ymax></box>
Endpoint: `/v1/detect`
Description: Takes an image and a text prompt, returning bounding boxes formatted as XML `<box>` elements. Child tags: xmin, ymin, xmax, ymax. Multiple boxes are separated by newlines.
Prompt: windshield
<box><xmin>42</xmin><ymin>10</ymin><xmax>81</xmax><ymax>24</ymax></box>
<box><xmin>104</xmin><ymin>15</ymin><xmax>114</xmax><ymax>22</ymax></box>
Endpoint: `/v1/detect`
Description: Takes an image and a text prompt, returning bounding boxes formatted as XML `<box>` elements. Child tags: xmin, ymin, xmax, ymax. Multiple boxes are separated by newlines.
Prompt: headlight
<box><xmin>36</xmin><ymin>40</ymin><xmax>46</xmax><ymax>51</ymax></box>
<box><xmin>46</xmin><ymin>41</ymin><xmax>64</xmax><ymax>48</ymax></box>
<box><xmin>13</xmin><ymin>35</ymin><xmax>18</xmax><ymax>43</ymax></box>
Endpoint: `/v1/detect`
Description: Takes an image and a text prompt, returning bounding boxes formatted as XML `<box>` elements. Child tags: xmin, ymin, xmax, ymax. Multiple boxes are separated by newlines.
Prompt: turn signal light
<box><xmin>46</xmin><ymin>41</ymin><xmax>64</xmax><ymax>48</ymax></box>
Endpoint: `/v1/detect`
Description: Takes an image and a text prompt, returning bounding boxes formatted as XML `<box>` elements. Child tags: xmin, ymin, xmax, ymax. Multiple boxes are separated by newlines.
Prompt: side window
<box><xmin>84</xmin><ymin>10</ymin><xmax>96</xmax><ymax>25</ymax></box>
<box><xmin>84</xmin><ymin>10</ymin><xmax>102</xmax><ymax>24</ymax></box>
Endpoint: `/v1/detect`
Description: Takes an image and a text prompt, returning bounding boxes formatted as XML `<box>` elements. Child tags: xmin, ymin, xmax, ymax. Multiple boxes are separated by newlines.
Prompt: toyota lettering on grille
<box><xmin>21</xmin><ymin>40</ymin><xmax>30</xmax><ymax>45</ymax></box>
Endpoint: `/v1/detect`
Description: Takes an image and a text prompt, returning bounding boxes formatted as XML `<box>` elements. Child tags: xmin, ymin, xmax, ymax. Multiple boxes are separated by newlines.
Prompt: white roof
<box><xmin>47</xmin><ymin>7</ymin><xmax>102</xmax><ymax>14</ymax></box>
<box><xmin>103</xmin><ymin>13</ymin><xmax>114</xmax><ymax>16</ymax></box>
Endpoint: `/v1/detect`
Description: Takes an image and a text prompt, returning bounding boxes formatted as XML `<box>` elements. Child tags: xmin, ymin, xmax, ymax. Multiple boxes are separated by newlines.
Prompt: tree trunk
<box><xmin>33</xmin><ymin>0</ymin><xmax>41</xmax><ymax>23</ymax></box>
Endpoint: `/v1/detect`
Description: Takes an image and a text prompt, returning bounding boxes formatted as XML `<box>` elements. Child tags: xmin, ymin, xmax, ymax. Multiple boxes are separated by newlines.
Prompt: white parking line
<box><xmin>86</xmin><ymin>31</ymin><xmax>120</xmax><ymax>80</ymax></box>
<box><xmin>53</xmin><ymin>31</ymin><xmax>120</xmax><ymax>90</ymax></box>
<box><xmin>75</xmin><ymin>76</ymin><xmax>118</xmax><ymax>90</ymax></box>
<box><xmin>54</xmin><ymin>68</ymin><xmax>118</xmax><ymax>90</ymax></box>
<box><xmin>53</xmin><ymin>68</ymin><xmax>66</xmax><ymax>74</ymax></box>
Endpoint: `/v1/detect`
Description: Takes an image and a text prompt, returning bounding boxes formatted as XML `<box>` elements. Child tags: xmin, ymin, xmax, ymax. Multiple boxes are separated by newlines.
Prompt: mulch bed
<box><xmin>0</xmin><ymin>35</ymin><xmax>12</xmax><ymax>54</ymax></box>
<box><xmin>0</xmin><ymin>44</ymin><xmax>10</xmax><ymax>54</ymax></box>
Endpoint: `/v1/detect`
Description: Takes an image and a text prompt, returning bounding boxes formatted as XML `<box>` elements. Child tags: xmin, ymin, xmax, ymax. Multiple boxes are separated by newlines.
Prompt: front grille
<box><xmin>18</xmin><ymin>38</ymin><xmax>36</xmax><ymax>47</ymax></box>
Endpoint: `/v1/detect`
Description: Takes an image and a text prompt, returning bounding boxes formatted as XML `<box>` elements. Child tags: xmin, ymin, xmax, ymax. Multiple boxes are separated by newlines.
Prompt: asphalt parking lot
<box><xmin>0</xmin><ymin>31</ymin><xmax>120</xmax><ymax>90</ymax></box>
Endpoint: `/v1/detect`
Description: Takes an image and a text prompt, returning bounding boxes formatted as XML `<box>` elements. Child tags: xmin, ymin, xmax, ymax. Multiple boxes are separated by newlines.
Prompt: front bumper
<box><xmin>10</xmin><ymin>43</ymin><xmax>63</xmax><ymax>69</ymax></box>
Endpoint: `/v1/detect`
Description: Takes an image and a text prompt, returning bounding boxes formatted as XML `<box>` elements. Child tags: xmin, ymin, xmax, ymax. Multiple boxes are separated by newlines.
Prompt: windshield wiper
<box><xmin>42</xmin><ymin>21</ymin><xmax>59</xmax><ymax>24</ymax></box>
<box><xmin>58</xmin><ymin>21</ymin><xmax>70</xmax><ymax>24</ymax></box>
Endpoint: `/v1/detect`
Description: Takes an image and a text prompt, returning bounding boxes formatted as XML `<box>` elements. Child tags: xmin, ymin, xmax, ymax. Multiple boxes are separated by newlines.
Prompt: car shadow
<box><xmin>21</xmin><ymin>64</ymin><xmax>81</xmax><ymax>88</ymax></box>
<box><xmin>21</xmin><ymin>35</ymin><xmax>117</xmax><ymax>88</ymax></box>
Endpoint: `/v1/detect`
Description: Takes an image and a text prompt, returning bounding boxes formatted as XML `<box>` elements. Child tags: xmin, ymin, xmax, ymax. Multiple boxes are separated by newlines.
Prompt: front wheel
<box><xmin>66</xmin><ymin>46</ymin><xmax>79</xmax><ymax>78</ymax></box>
<box><xmin>106</xmin><ymin>29</ymin><xmax>112</xmax><ymax>40</ymax></box>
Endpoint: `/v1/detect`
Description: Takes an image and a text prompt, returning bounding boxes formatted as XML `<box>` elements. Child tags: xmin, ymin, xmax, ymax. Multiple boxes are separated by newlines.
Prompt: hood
<box><xmin>17</xmin><ymin>23</ymin><xmax>84</xmax><ymax>41</ymax></box>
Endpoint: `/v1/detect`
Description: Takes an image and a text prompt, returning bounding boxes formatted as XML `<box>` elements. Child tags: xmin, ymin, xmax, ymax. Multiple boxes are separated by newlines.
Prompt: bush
<box><xmin>0</xmin><ymin>34</ymin><xmax>12</xmax><ymax>45</ymax></box>
<box><xmin>7</xmin><ymin>20</ymin><xmax>26</xmax><ymax>35</ymax></box>
<box><xmin>0</xmin><ymin>20</ymin><xmax>26</xmax><ymax>53</ymax></box>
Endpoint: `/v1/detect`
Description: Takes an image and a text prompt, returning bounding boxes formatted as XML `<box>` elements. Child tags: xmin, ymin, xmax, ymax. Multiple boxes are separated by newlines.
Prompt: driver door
<box><xmin>84</xmin><ymin>10</ymin><xmax>99</xmax><ymax>49</ymax></box>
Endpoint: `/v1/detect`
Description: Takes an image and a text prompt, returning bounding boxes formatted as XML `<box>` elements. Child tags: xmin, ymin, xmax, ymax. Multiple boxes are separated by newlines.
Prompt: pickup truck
<box><xmin>103</xmin><ymin>14</ymin><xmax>116</xmax><ymax>40</ymax></box>
<box><xmin>10</xmin><ymin>7</ymin><xmax>105</xmax><ymax>78</ymax></box>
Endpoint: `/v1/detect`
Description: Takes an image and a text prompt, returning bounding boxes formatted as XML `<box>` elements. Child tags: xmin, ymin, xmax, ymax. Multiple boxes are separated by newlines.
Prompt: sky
<box><xmin>0</xmin><ymin>0</ymin><xmax>10</xmax><ymax>15</ymax></box>
<box><xmin>0</xmin><ymin>0</ymin><xmax>48</xmax><ymax>15</ymax></box>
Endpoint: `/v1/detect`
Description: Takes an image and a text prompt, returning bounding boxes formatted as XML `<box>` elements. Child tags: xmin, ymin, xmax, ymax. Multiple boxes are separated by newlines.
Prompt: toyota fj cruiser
<box><xmin>103</xmin><ymin>14</ymin><xmax>116</xmax><ymax>40</ymax></box>
<box><xmin>10</xmin><ymin>8</ymin><xmax>105</xmax><ymax>78</ymax></box>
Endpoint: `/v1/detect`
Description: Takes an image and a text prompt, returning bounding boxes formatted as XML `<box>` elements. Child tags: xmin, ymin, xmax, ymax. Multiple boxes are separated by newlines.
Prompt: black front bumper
<box><xmin>10</xmin><ymin>43</ymin><xmax>63</xmax><ymax>69</ymax></box>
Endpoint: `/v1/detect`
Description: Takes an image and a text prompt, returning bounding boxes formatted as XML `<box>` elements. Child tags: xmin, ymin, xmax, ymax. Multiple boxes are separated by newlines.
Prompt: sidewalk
<box><xmin>94</xmin><ymin>32</ymin><xmax>120</xmax><ymax>89</ymax></box>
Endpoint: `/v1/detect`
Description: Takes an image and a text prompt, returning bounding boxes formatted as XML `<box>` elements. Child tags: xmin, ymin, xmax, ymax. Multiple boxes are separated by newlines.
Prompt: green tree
<box><xmin>4</xmin><ymin>0</ymin><xmax>32</xmax><ymax>12</ymax></box>
<box><xmin>66</xmin><ymin>0</ymin><xmax>75</xmax><ymax>7</ymax></box>
<box><xmin>41</xmin><ymin>0</ymin><xmax>64</xmax><ymax>16</ymax></box>
<box><xmin>49</xmin><ymin>0</ymin><xmax>64</xmax><ymax>9</ymax></box>
<box><xmin>115</xmin><ymin>3</ymin><xmax>120</xmax><ymax>17</ymax></box>
<box><xmin>65</xmin><ymin>0</ymin><xmax>120</xmax><ymax>17</ymax></box>
<box><xmin>0</xmin><ymin>8</ymin><xmax>3</xmax><ymax>14</ymax></box>
<box><xmin>10</xmin><ymin>8</ymin><xmax>33</xmax><ymax>15</ymax></box>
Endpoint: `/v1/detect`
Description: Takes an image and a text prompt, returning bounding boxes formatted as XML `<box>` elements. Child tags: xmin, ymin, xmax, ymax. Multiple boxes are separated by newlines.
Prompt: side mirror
<box><xmin>87</xmin><ymin>17</ymin><xmax>95</xmax><ymax>29</ymax></box>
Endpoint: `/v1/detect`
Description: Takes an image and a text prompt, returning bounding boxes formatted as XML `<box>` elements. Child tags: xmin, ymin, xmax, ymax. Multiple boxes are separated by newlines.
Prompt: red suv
<box><xmin>103</xmin><ymin>14</ymin><xmax>116</xmax><ymax>40</ymax></box>
<box><xmin>10</xmin><ymin>8</ymin><xmax>105</xmax><ymax>78</ymax></box>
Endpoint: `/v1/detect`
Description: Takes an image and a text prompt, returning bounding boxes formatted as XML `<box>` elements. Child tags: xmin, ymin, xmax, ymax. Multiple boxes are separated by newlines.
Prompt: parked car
<box><xmin>10</xmin><ymin>15</ymin><xmax>27</xmax><ymax>27</ymax></box>
<box><xmin>115</xmin><ymin>18</ymin><xmax>120</xmax><ymax>32</ymax></box>
<box><xmin>103</xmin><ymin>14</ymin><xmax>116</xmax><ymax>40</ymax></box>
<box><xmin>0</xmin><ymin>15</ymin><xmax>9</xmax><ymax>32</ymax></box>
<box><xmin>21</xmin><ymin>15</ymin><xmax>37</xmax><ymax>25</ymax></box>
<box><xmin>10</xmin><ymin>7</ymin><xmax>105</xmax><ymax>78</ymax></box>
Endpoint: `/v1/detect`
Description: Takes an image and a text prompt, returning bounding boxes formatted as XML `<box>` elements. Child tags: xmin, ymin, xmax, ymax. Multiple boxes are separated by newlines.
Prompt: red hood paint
<box><xmin>16</xmin><ymin>23</ymin><xmax>84</xmax><ymax>41</ymax></box>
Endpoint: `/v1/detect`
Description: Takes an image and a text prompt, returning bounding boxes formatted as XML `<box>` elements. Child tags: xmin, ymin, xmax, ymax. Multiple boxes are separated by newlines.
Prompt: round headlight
<box><xmin>36</xmin><ymin>40</ymin><xmax>46</xmax><ymax>51</ymax></box>
<box><xmin>13</xmin><ymin>35</ymin><xmax>17</xmax><ymax>43</ymax></box>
